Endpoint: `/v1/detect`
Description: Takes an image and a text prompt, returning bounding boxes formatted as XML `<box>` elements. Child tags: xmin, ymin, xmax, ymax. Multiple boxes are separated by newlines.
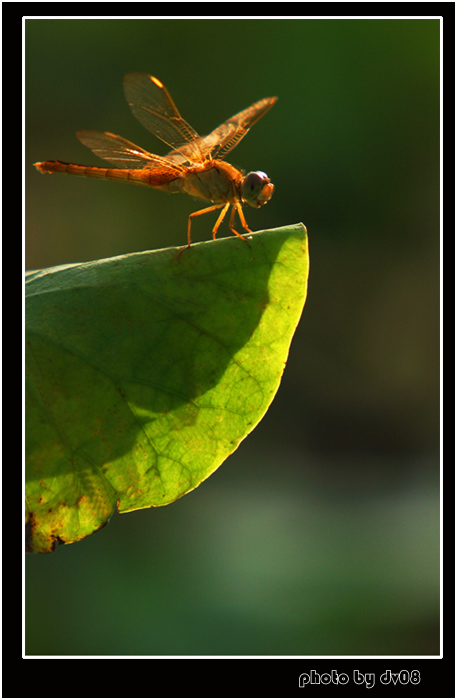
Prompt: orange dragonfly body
<box><xmin>35</xmin><ymin>74</ymin><xmax>277</xmax><ymax>246</ymax></box>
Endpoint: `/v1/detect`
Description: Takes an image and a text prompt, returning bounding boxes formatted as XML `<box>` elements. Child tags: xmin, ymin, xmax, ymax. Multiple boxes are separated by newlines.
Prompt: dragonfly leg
<box><xmin>234</xmin><ymin>203</ymin><xmax>253</xmax><ymax>235</ymax></box>
<box><xmin>228</xmin><ymin>203</ymin><xmax>251</xmax><ymax>246</ymax></box>
<box><xmin>187</xmin><ymin>203</ymin><xmax>226</xmax><ymax>246</ymax></box>
<box><xmin>212</xmin><ymin>202</ymin><xmax>231</xmax><ymax>240</ymax></box>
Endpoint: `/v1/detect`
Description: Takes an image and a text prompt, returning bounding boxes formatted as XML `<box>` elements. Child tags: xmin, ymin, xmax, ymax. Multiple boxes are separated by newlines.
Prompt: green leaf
<box><xmin>26</xmin><ymin>224</ymin><xmax>309</xmax><ymax>553</ymax></box>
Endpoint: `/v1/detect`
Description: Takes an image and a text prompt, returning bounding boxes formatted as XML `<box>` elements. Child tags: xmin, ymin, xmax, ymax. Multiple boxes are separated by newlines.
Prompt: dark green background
<box><xmin>26</xmin><ymin>18</ymin><xmax>440</xmax><ymax>655</ymax></box>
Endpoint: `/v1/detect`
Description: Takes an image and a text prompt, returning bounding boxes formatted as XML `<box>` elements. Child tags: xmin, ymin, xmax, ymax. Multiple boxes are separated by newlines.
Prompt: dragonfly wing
<box><xmin>76</xmin><ymin>130</ymin><xmax>184</xmax><ymax>173</ymax></box>
<box><xmin>123</xmin><ymin>73</ymin><xmax>203</xmax><ymax>162</ymax></box>
<box><xmin>197</xmin><ymin>96</ymin><xmax>277</xmax><ymax>160</ymax></box>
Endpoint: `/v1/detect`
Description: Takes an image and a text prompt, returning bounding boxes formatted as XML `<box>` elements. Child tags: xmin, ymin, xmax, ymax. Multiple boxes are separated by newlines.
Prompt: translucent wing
<box><xmin>123</xmin><ymin>73</ymin><xmax>203</xmax><ymax>162</ymax></box>
<box><xmin>76</xmin><ymin>130</ymin><xmax>185</xmax><ymax>174</ymax></box>
<box><xmin>196</xmin><ymin>96</ymin><xmax>278</xmax><ymax>161</ymax></box>
<box><xmin>162</xmin><ymin>96</ymin><xmax>277</xmax><ymax>164</ymax></box>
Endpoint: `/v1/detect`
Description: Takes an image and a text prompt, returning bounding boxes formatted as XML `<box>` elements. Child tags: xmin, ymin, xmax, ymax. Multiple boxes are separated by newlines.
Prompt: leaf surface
<box><xmin>26</xmin><ymin>224</ymin><xmax>309</xmax><ymax>552</ymax></box>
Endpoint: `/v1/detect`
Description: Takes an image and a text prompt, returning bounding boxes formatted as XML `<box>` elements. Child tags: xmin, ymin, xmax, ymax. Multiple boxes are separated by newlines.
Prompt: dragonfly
<box><xmin>34</xmin><ymin>73</ymin><xmax>277</xmax><ymax>247</ymax></box>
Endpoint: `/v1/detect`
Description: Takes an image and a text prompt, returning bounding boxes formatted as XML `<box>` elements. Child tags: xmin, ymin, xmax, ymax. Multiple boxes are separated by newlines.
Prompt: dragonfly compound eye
<box><xmin>242</xmin><ymin>171</ymin><xmax>274</xmax><ymax>208</ymax></box>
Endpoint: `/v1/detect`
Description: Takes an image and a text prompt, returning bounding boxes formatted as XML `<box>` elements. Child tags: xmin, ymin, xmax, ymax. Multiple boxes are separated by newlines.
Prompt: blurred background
<box><xmin>25</xmin><ymin>19</ymin><xmax>440</xmax><ymax>655</ymax></box>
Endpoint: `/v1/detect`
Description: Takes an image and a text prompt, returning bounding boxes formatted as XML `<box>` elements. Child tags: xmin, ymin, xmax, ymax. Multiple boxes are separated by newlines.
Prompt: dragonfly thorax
<box><xmin>172</xmin><ymin>159</ymin><xmax>244</xmax><ymax>204</ymax></box>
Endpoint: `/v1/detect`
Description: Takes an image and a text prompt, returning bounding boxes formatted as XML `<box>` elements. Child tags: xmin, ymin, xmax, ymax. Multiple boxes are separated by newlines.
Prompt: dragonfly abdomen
<box><xmin>34</xmin><ymin>161</ymin><xmax>180</xmax><ymax>189</ymax></box>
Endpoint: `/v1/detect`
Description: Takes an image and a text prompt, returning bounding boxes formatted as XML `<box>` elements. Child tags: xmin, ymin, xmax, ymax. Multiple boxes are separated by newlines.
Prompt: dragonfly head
<box><xmin>242</xmin><ymin>171</ymin><xmax>274</xmax><ymax>208</ymax></box>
